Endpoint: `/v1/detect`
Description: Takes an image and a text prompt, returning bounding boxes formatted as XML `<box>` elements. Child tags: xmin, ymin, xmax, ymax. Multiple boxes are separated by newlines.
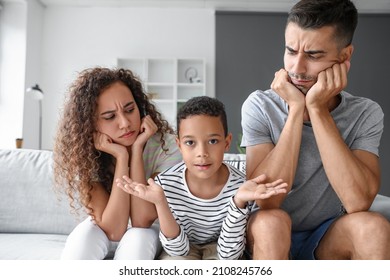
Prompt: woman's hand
<box><xmin>94</xmin><ymin>131</ymin><xmax>128</xmax><ymax>159</ymax></box>
<box><xmin>132</xmin><ymin>115</ymin><xmax>158</xmax><ymax>151</ymax></box>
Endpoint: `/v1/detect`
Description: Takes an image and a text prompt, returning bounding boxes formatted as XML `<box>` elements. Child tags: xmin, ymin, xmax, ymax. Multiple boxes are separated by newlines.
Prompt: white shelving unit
<box><xmin>117</xmin><ymin>57</ymin><xmax>206</xmax><ymax>128</ymax></box>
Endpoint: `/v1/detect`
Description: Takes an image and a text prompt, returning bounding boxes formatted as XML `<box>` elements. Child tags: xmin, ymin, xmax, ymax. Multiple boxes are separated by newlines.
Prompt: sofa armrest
<box><xmin>223</xmin><ymin>153</ymin><xmax>246</xmax><ymax>174</ymax></box>
<box><xmin>370</xmin><ymin>194</ymin><xmax>390</xmax><ymax>221</ymax></box>
<box><xmin>0</xmin><ymin>149</ymin><xmax>82</xmax><ymax>235</ymax></box>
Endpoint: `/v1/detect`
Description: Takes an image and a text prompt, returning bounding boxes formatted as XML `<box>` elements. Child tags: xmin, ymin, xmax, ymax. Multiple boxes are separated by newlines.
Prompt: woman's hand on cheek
<box><xmin>133</xmin><ymin>115</ymin><xmax>158</xmax><ymax>149</ymax></box>
<box><xmin>94</xmin><ymin>131</ymin><xmax>127</xmax><ymax>158</ymax></box>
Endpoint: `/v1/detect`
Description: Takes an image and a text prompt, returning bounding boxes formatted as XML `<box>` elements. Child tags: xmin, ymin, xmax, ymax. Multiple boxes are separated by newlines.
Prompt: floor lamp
<box><xmin>26</xmin><ymin>84</ymin><xmax>44</xmax><ymax>150</ymax></box>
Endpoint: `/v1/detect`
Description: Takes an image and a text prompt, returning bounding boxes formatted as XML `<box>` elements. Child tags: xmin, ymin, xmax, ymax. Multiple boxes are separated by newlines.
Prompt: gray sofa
<box><xmin>0</xmin><ymin>149</ymin><xmax>389</xmax><ymax>260</ymax></box>
<box><xmin>0</xmin><ymin>148</ymin><xmax>85</xmax><ymax>259</ymax></box>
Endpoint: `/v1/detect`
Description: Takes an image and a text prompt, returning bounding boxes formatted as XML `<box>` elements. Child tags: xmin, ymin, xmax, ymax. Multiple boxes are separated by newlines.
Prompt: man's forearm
<box><xmin>249</xmin><ymin>106</ymin><xmax>304</xmax><ymax>208</ymax></box>
<box><xmin>309</xmin><ymin>107</ymin><xmax>380</xmax><ymax>211</ymax></box>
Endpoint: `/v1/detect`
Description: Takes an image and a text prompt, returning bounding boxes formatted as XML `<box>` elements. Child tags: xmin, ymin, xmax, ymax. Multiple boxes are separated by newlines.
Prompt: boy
<box><xmin>117</xmin><ymin>96</ymin><xmax>286</xmax><ymax>259</ymax></box>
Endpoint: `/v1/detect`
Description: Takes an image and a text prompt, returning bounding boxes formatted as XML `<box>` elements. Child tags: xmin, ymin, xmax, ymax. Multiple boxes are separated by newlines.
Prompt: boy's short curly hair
<box><xmin>176</xmin><ymin>96</ymin><xmax>228</xmax><ymax>137</ymax></box>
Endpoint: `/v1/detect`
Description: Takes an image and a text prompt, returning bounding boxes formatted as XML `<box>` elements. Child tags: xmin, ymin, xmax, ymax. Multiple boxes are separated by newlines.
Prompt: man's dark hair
<box><xmin>176</xmin><ymin>96</ymin><xmax>228</xmax><ymax>137</ymax></box>
<box><xmin>287</xmin><ymin>0</ymin><xmax>358</xmax><ymax>48</ymax></box>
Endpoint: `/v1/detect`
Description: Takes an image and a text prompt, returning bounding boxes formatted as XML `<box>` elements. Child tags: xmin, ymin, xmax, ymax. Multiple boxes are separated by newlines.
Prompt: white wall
<box><xmin>0</xmin><ymin>1</ymin><xmax>27</xmax><ymax>149</ymax></box>
<box><xmin>4</xmin><ymin>1</ymin><xmax>389</xmax><ymax>150</ymax></box>
<box><xmin>38</xmin><ymin>6</ymin><xmax>215</xmax><ymax>150</ymax></box>
<box><xmin>23</xmin><ymin>0</ymin><xmax>44</xmax><ymax>149</ymax></box>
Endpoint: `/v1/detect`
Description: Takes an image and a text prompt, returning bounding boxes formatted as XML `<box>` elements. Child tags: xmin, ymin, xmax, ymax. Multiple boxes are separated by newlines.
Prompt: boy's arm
<box><xmin>218</xmin><ymin>175</ymin><xmax>287</xmax><ymax>260</ymax></box>
<box><xmin>152</xmin><ymin>183</ymin><xmax>180</xmax><ymax>239</ymax></box>
<box><xmin>218</xmin><ymin>197</ymin><xmax>249</xmax><ymax>260</ymax></box>
<box><xmin>116</xmin><ymin>176</ymin><xmax>190</xmax><ymax>256</ymax></box>
<box><xmin>116</xmin><ymin>176</ymin><xmax>180</xmax><ymax>238</ymax></box>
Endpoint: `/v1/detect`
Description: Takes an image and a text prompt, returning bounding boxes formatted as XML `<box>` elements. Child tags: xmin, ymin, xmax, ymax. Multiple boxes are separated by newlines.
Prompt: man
<box><xmin>241</xmin><ymin>0</ymin><xmax>390</xmax><ymax>259</ymax></box>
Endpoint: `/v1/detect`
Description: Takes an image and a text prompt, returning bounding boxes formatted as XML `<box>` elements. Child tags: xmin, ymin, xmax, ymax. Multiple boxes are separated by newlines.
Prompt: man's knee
<box><xmin>352</xmin><ymin>212</ymin><xmax>390</xmax><ymax>241</ymax></box>
<box><xmin>248</xmin><ymin>209</ymin><xmax>291</xmax><ymax>233</ymax></box>
<box><xmin>247</xmin><ymin>209</ymin><xmax>291</xmax><ymax>259</ymax></box>
<box><xmin>319</xmin><ymin>211</ymin><xmax>390</xmax><ymax>259</ymax></box>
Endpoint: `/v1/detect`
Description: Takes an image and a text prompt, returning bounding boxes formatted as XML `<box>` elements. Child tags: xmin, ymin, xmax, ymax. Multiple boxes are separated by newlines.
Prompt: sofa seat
<box><xmin>0</xmin><ymin>233</ymin><xmax>68</xmax><ymax>260</ymax></box>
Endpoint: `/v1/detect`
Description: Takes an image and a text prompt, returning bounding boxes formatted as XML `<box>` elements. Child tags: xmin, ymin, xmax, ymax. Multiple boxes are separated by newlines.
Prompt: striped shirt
<box><xmin>155</xmin><ymin>162</ymin><xmax>257</xmax><ymax>260</ymax></box>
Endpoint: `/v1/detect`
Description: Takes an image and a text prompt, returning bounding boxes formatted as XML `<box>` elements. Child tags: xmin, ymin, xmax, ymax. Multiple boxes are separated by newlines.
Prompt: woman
<box><xmin>53</xmin><ymin>67</ymin><xmax>182</xmax><ymax>259</ymax></box>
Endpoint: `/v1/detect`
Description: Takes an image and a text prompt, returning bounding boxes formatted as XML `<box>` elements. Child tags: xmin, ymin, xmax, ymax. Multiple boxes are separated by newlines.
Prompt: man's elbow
<box><xmin>256</xmin><ymin>196</ymin><xmax>285</xmax><ymax>210</ymax></box>
<box><xmin>343</xmin><ymin>193</ymin><xmax>376</xmax><ymax>214</ymax></box>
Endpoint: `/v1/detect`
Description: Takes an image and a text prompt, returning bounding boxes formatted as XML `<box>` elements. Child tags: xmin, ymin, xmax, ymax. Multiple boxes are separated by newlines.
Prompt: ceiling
<box><xmin>3</xmin><ymin>0</ymin><xmax>390</xmax><ymax>13</ymax></box>
<box><xmin>38</xmin><ymin>0</ymin><xmax>299</xmax><ymax>12</ymax></box>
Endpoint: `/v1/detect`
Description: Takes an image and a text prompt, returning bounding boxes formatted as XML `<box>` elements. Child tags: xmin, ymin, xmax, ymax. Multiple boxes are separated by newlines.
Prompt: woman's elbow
<box><xmin>131</xmin><ymin>215</ymin><xmax>156</xmax><ymax>228</ymax></box>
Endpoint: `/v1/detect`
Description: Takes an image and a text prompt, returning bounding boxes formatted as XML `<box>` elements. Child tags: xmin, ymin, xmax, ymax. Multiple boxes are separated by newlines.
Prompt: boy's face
<box><xmin>176</xmin><ymin>115</ymin><xmax>232</xmax><ymax>181</ymax></box>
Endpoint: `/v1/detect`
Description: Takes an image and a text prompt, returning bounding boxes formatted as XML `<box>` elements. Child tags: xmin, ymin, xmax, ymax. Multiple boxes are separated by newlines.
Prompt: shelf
<box><xmin>117</xmin><ymin>58</ymin><xmax>146</xmax><ymax>80</ymax></box>
<box><xmin>149</xmin><ymin>99</ymin><xmax>174</xmax><ymax>103</ymax></box>
<box><xmin>117</xmin><ymin>57</ymin><xmax>206</xmax><ymax>128</ymax></box>
<box><xmin>146</xmin><ymin>84</ymin><xmax>174</xmax><ymax>100</ymax></box>
<box><xmin>148</xmin><ymin>59</ymin><xmax>174</xmax><ymax>83</ymax></box>
<box><xmin>178</xmin><ymin>59</ymin><xmax>205</xmax><ymax>84</ymax></box>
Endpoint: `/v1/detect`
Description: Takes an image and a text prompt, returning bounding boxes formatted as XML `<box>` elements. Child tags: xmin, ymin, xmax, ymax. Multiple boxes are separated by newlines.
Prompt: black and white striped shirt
<box><xmin>155</xmin><ymin>162</ymin><xmax>257</xmax><ymax>260</ymax></box>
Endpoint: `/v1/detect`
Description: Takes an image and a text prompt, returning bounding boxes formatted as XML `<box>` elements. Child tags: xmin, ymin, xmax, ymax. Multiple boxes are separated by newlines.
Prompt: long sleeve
<box><xmin>217</xmin><ymin>197</ymin><xmax>250</xmax><ymax>260</ymax></box>
<box><xmin>159</xmin><ymin>225</ymin><xmax>190</xmax><ymax>256</ymax></box>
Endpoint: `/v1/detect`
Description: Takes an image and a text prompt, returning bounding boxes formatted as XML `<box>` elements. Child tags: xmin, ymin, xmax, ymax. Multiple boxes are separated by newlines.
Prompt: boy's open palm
<box><xmin>116</xmin><ymin>176</ymin><xmax>165</xmax><ymax>205</ymax></box>
<box><xmin>234</xmin><ymin>175</ymin><xmax>287</xmax><ymax>209</ymax></box>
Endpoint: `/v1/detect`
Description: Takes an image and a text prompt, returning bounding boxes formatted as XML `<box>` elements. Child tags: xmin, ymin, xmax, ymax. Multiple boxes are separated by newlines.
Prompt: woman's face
<box><xmin>95</xmin><ymin>81</ymin><xmax>141</xmax><ymax>146</ymax></box>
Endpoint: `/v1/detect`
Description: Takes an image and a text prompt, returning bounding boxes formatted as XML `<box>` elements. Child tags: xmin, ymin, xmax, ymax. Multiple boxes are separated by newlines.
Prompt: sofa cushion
<box><xmin>223</xmin><ymin>153</ymin><xmax>246</xmax><ymax>174</ymax></box>
<box><xmin>0</xmin><ymin>149</ymin><xmax>81</xmax><ymax>235</ymax></box>
<box><xmin>0</xmin><ymin>233</ymin><xmax>68</xmax><ymax>260</ymax></box>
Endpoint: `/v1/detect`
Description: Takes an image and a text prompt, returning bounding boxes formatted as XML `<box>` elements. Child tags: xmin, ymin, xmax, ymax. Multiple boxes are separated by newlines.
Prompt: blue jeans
<box><xmin>290</xmin><ymin>216</ymin><xmax>339</xmax><ymax>260</ymax></box>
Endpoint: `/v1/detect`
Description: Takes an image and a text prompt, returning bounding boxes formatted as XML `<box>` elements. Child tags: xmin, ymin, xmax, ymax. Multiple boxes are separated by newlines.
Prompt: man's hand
<box><xmin>271</xmin><ymin>68</ymin><xmax>306</xmax><ymax>108</ymax></box>
<box><xmin>305</xmin><ymin>61</ymin><xmax>350</xmax><ymax>110</ymax></box>
<box><xmin>234</xmin><ymin>174</ymin><xmax>288</xmax><ymax>209</ymax></box>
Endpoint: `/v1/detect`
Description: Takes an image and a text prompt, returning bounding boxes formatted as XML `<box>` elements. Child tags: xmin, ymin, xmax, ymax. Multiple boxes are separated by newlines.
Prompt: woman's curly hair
<box><xmin>53</xmin><ymin>67</ymin><xmax>173</xmax><ymax>216</ymax></box>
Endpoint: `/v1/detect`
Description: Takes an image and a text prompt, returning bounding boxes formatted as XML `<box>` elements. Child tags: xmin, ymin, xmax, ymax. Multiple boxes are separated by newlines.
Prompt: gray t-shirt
<box><xmin>241</xmin><ymin>89</ymin><xmax>384</xmax><ymax>231</ymax></box>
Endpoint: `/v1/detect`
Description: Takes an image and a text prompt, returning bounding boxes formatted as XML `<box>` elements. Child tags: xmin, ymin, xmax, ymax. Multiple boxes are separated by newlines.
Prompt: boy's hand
<box><xmin>234</xmin><ymin>174</ymin><xmax>287</xmax><ymax>209</ymax></box>
<box><xmin>116</xmin><ymin>176</ymin><xmax>165</xmax><ymax>205</ymax></box>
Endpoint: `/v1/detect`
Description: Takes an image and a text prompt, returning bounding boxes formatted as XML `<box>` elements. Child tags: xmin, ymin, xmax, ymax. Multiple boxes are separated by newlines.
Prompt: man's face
<box><xmin>284</xmin><ymin>22</ymin><xmax>347</xmax><ymax>94</ymax></box>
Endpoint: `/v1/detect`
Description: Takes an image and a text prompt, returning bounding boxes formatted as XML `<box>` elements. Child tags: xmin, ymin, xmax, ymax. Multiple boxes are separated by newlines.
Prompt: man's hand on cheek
<box><xmin>271</xmin><ymin>68</ymin><xmax>305</xmax><ymax>106</ymax></box>
<box><xmin>306</xmin><ymin>62</ymin><xmax>348</xmax><ymax>108</ymax></box>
